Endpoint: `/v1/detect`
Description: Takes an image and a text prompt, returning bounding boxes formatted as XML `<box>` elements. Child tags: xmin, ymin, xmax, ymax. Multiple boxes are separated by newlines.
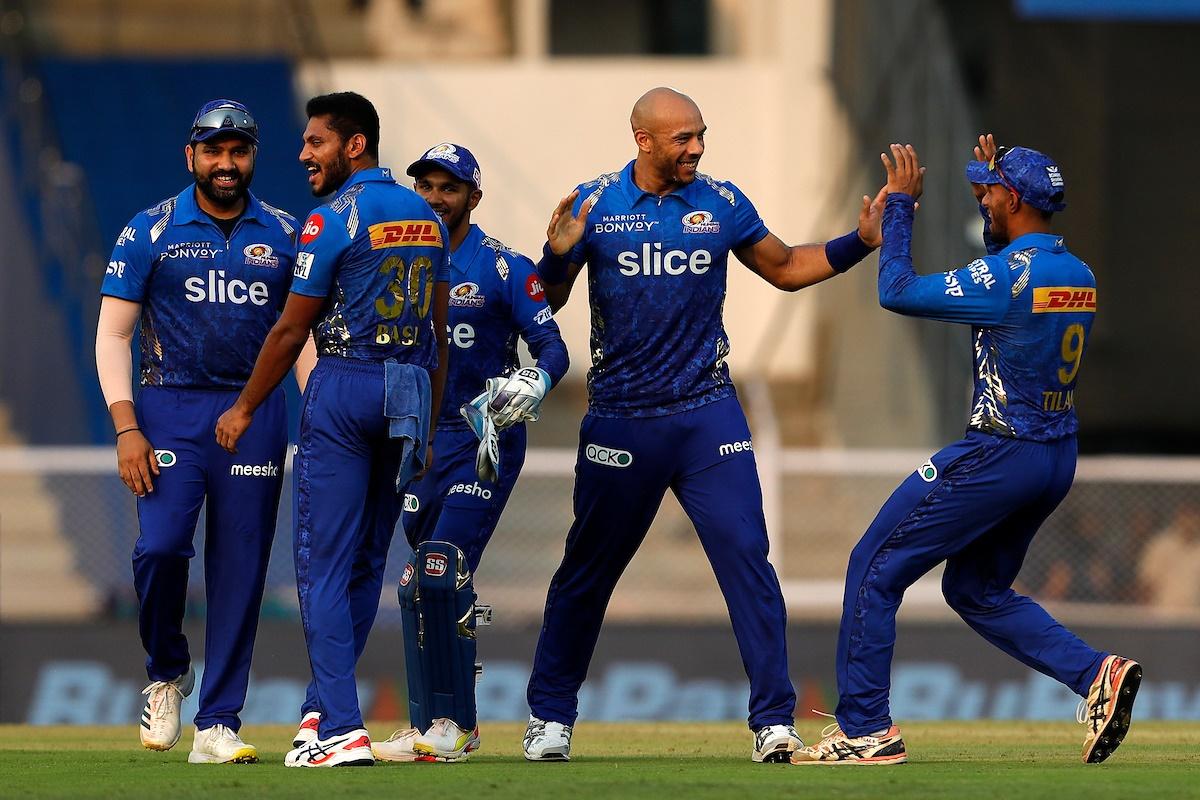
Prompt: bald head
<box><xmin>630</xmin><ymin>87</ymin><xmax>701</xmax><ymax>133</ymax></box>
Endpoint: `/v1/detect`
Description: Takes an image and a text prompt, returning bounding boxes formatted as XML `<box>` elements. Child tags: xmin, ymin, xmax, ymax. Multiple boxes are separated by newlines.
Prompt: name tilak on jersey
<box><xmin>184</xmin><ymin>270</ymin><xmax>270</xmax><ymax>306</ymax></box>
<box><xmin>617</xmin><ymin>244</ymin><xmax>712</xmax><ymax>276</ymax></box>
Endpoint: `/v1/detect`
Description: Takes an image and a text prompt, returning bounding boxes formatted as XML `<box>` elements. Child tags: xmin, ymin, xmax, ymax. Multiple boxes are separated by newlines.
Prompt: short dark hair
<box><xmin>305</xmin><ymin>92</ymin><xmax>380</xmax><ymax>159</ymax></box>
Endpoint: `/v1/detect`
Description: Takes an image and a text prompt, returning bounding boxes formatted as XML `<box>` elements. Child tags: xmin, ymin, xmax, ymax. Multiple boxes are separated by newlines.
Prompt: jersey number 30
<box><xmin>375</xmin><ymin>255</ymin><xmax>434</xmax><ymax>322</ymax></box>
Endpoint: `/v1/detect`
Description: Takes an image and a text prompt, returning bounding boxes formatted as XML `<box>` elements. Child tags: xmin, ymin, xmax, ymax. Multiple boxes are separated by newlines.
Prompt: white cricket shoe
<box><xmin>187</xmin><ymin>724</ymin><xmax>259</xmax><ymax>764</ymax></box>
<box><xmin>371</xmin><ymin>728</ymin><xmax>425</xmax><ymax>762</ymax></box>
<box><xmin>139</xmin><ymin>666</ymin><xmax>195</xmax><ymax>751</ymax></box>
<box><xmin>413</xmin><ymin>718</ymin><xmax>475</xmax><ymax>762</ymax></box>
<box><xmin>523</xmin><ymin>715</ymin><xmax>571</xmax><ymax>761</ymax></box>
<box><xmin>285</xmin><ymin>728</ymin><xmax>374</xmax><ymax>767</ymax></box>
<box><xmin>292</xmin><ymin>711</ymin><xmax>321</xmax><ymax>748</ymax></box>
<box><xmin>752</xmin><ymin>723</ymin><xmax>804</xmax><ymax>763</ymax></box>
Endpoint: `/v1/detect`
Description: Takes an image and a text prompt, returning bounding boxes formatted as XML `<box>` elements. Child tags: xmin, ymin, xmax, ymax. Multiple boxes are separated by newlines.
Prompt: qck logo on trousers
<box><xmin>918</xmin><ymin>460</ymin><xmax>938</xmax><ymax>482</ymax></box>
<box><xmin>424</xmin><ymin>553</ymin><xmax>448</xmax><ymax>577</ymax></box>
<box><xmin>403</xmin><ymin>493</ymin><xmax>419</xmax><ymax>512</ymax></box>
<box><xmin>153</xmin><ymin>450</ymin><xmax>177</xmax><ymax>468</ymax></box>
<box><xmin>585</xmin><ymin>444</ymin><xmax>633</xmax><ymax>468</ymax></box>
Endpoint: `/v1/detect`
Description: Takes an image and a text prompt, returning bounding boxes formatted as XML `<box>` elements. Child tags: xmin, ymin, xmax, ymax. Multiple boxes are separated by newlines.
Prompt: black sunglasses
<box><xmin>191</xmin><ymin>107</ymin><xmax>258</xmax><ymax>143</ymax></box>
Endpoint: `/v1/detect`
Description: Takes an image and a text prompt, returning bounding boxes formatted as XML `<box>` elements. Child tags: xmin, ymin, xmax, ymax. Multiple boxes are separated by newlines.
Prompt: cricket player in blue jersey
<box><xmin>95</xmin><ymin>100</ymin><xmax>297</xmax><ymax>763</ymax></box>
<box><xmin>369</xmin><ymin>143</ymin><xmax>569</xmax><ymax>763</ymax></box>
<box><xmin>214</xmin><ymin>92</ymin><xmax>451</xmax><ymax>767</ymax></box>
<box><xmin>791</xmin><ymin>138</ymin><xmax>1140</xmax><ymax>766</ymax></box>
<box><xmin>523</xmin><ymin>87</ymin><xmax>887</xmax><ymax>763</ymax></box>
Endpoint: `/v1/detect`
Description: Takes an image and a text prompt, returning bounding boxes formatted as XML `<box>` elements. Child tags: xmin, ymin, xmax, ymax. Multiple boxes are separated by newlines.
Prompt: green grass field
<box><xmin>2</xmin><ymin>721</ymin><xmax>1197</xmax><ymax>799</ymax></box>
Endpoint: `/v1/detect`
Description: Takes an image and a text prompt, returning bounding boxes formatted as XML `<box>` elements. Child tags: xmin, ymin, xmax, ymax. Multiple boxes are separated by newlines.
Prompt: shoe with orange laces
<box><xmin>284</xmin><ymin>728</ymin><xmax>374</xmax><ymax>767</ymax></box>
<box><xmin>790</xmin><ymin>718</ymin><xmax>907</xmax><ymax>766</ymax></box>
<box><xmin>1079</xmin><ymin>654</ymin><xmax>1142</xmax><ymax>764</ymax></box>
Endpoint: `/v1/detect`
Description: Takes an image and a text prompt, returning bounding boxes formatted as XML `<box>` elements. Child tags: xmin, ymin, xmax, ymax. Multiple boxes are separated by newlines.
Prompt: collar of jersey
<box><xmin>1001</xmin><ymin>232</ymin><xmax>1066</xmax><ymax>255</ymax></box>
<box><xmin>332</xmin><ymin>166</ymin><xmax>396</xmax><ymax>198</ymax></box>
<box><xmin>173</xmin><ymin>185</ymin><xmax>274</xmax><ymax>230</ymax></box>
<box><xmin>619</xmin><ymin>160</ymin><xmax>703</xmax><ymax>208</ymax></box>
<box><xmin>452</xmin><ymin>223</ymin><xmax>484</xmax><ymax>273</ymax></box>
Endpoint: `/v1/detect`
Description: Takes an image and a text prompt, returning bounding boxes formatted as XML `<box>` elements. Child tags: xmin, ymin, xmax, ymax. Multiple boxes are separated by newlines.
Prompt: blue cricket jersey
<box><xmin>290</xmin><ymin>167</ymin><xmax>451</xmax><ymax>367</ymax></box>
<box><xmin>440</xmin><ymin>224</ymin><xmax>568</xmax><ymax>430</ymax></box>
<box><xmin>100</xmin><ymin>186</ymin><xmax>298</xmax><ymax>388</ymax></box>
<box><xmin>879</xmin><ymin>194</ymin><xmax>1096</xmax><ymax>441</ymax></box>
<box><xmin>555</xmin><ymin>160</ymin><xmax>769</xmax><ymax>417</ymax></box>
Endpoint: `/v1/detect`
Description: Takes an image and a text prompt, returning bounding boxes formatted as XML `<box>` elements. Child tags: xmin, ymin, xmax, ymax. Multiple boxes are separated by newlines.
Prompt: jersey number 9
<box><xmin>1057</xmin><ymin>323</ymin><xmax>1085</xmax><ymax>385</ymax></box>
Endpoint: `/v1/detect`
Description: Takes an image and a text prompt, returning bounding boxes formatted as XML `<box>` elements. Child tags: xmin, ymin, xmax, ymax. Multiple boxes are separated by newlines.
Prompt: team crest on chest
<box><xmin>243</xmin><ymin>243</ymin><xmax>280</xmax><ymax>268</ymax></box>
<box><xmin>450</xmin><ymin>281</ymin><xmax>485</xmax><ymax>308</ymax></box>
<box><xmin>682</xmin><ymin>210</ymin><xmax>720</xmax><ymax>234</ymax></box>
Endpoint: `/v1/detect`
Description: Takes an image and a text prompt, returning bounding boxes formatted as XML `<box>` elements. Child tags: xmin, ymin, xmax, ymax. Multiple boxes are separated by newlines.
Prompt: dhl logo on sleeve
<box><xmin>367</xmin><ymin>220</ymin><xmax>443</xmax><ymax>250</ymax></box>
<box><xmin>1032</xmin><ymin>286</ymin><xmax>1097</xmax><ymax>313</ymax></box>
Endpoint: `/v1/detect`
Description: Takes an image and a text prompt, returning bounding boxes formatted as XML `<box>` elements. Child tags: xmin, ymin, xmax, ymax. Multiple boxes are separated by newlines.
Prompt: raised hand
<box><xmin>857</xmin><ymin>186</ymin><xmax>888</xmax><ymax>248</ymax></box>
<box><xmin>970</xmin><ymin>133</ymin><xmax>997</xmax><ymax>201</ymax></box>
<box><xmin>881</xmin><ymin>143</ymin><xmax>926</xmax><ymax>200</ymax></box>
<box><xmin>546</xmin><ymin>189</ymin><xmax>593</xmax><ymax>257</ymax></box>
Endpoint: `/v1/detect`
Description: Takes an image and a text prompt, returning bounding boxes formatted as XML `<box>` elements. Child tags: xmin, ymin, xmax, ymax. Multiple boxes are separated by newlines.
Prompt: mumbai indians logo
<box><xmin>681</xmin><ymin>210</ymin><xmax>720</xmax><ymax>234</ymax></box>
<box><xmin>424</xmin><ymin>143</ymin><xmax>460</xmax><ymax>163</ymax></box>
<box><xmin>586</xmin><ymin>444</ymin><xmax>633</xmax><ymax>468</ymax></box>
<box><xmin>450</xmin><ymin>282</ymin><xmax>485</xmax><ymax>308</ymax></box>
<box><xmin>403</xmin><ymin>494</ymin><xmax>419</xmax><ymax>512</ymax></box>
<box><xmin>424</xmin><ymin>553</ymin><xmax>448</xmax><ymax>577</ymax></box>
<box><xmin>918</xmin><ymin>460</ymin><xmax>937</xmax><ymax>482</ymax></box>
<box><xmin>243</xmin><ymin>243</ymin><xmax>279</xmax><ymax>268</ymax></box>
<box><xmin>154</xmin><ymin>450</ymin><xmax>177</xmax><ymax>468</ymax></box>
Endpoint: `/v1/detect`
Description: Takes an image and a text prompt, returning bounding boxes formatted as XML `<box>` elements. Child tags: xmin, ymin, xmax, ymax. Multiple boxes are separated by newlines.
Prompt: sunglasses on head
<box><xmin>191</xmin><ymin>107</ymin><xmax>258</xmax><ymax>143</ymax></box>
<box><xmin>988</xmin><ymin>146</ymin><xmax>1021</xmax><ymax>197</ymax></box>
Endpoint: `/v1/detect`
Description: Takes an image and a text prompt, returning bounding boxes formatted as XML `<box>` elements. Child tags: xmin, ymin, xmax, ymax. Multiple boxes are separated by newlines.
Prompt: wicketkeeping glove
<box><xmin>486</xmin><ymin>366</ymin><xmax>551</xmax><ymax>429</ymax></box>
<box><xmin>460</xmin><ymin>390</ymin><xmax>500</xmax><ymax>482</ymax></box>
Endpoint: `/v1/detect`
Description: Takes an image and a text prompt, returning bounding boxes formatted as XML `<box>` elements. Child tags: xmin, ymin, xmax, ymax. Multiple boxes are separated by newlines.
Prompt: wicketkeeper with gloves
<box><xmin>370</xmin><ymin>143</ymin><xmax>569</xmax><ymax>763</ymax></box>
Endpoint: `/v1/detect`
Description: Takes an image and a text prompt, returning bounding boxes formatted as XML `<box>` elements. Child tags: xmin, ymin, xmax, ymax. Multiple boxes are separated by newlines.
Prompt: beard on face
<box><xmin>310</xmin><ymin>150</ymin><xmax>353</xmax><ymax>197</ymax></box>
<box><xmin>194</xmin><ymin>164</ymin><xmax>253</xmax><ymax>208</ymax></box>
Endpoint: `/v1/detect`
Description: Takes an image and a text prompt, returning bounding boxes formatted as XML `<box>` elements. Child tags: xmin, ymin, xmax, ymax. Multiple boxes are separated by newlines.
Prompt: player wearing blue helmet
<box><xmin>96</xmin><ymin>99</ymin><xmax>298</xmax><ymax>764</ymax></box>
<box><xmin>369</xmin><ymin>143</ymin><xmax>569</xmax><ymax>763</ymax></box>
<box><xmin>792</xmin><ymin>138</ymin><xmax>1140</xmax><ymax>766</ymax></box>
<box><xmin>522</xmin><ymin>87</ymin><xmax>887</xmax><ymax>763</ymax></box>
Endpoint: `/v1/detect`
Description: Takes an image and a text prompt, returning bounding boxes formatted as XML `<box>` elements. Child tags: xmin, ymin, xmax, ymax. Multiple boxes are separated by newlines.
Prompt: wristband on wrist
<box><xmin>116</xmin><ymin>426</ymin><xmax>140</xmax><ymax>437</ymax></box>
<box><xmin>537</xmin><ymin>242</ymin><xmax>571</xmax><ymax>285</ymax></box>
<box><xmin>825</xmin><ymin>229</ymin><xmax>875</xmax><ymax>274</ymax></box>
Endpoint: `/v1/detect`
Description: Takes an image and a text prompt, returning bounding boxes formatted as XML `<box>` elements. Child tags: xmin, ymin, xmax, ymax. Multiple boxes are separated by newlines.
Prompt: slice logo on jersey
<box><xmin>300</xmin><ymin>215</ymin><xmax>323</xmax><ymax>245</ymax></box>
<box><xmin>368</xmin><ymin>220</ymin><xmax>444</xmax><ymax>250</ymax></box>
<box><xmin>917</xmin><ymin>460</ymin><xmax>937</xmax><ymax>482</ymax></box>
<box><xmin>618</xmin><ymin>244</ymin><xmax>712</xmax><ymax>276</ymax></box>
<box><xmin>450</xmin><ymin>282</ymin><xmax>485</xmax><ymax>308</ymax></box>
<box><xmin>184</xmin><ymin>270</ymin><xmax>269</xmax><ymax>306</ymax></box>
<box><xmin>294</xmin><ymin>252</ymin><xmax>314</xmax><ymax>280</ymax></box>
<box><xmin>400</xmin><ymin>562</ymin><xmax>415</xmax><ymax>587</ymax></box>
<box><xmin>1032</xmin><ymin>286</ymin><xmax>1096</xmax><ymax>313</ymax></box>
<box><xmin>153</xmin><ymin>450</ymin><xmax>177</xmax><ymax>468</ymax></box>
<box><xmin>424</xmin><ymin>553</ymin><xmax>448</xmax><ymax>577</ymax></box>
<box><xmin>424</xmin><ymin>142</ymin><xmax>460</xmax><ymax>163</ymax></box>
<box><xmin>403</xmin><ymin>493</ymin><xmax>420</xmax><ymax>513</ymax></box>
<box><xmin>585</xmin><ymin>444</ymin><xmax>633</xmax><ymax>468</ymax></box>
<box><xmin>243</xmin><ymin>243</ymin><xmax>280</xmax><ymax>268</ymax></box>
<box><xmin>106</xmin><ymin>260</ymin><xmax>126</xmax><ymax>278</ymax></box>
<box><xmin>526</xmin><ymin>274</ymin><xmax>545</xmax><ymax>302</ymax></box>
<box><xmin>681</xmin><ymin>210</ymin><xmax>720</xmax><ymax>234</ymax></box>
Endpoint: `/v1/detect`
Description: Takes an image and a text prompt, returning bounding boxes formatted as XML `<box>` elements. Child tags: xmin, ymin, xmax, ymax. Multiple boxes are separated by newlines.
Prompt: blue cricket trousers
<box><xmin>402</xmin><ymin>424</ymin><xmax>526</xmax><ymax>574</ymax></box>
<box><xmin>527</xmin><ymin>395</ymin><xmax>796</xmax><ymax>730</ymax></box>
<box><xmin>835</xmin><ymin>431</ymin><xmax>1108</xmax><ymax>736</ymax></box>
<box><xmin>133</xmin><ymin>385</ymin><xmax>286</xmax><ymax>731</ymax></box>
<box><xmin>294</xmin><ymin>357</ymin><xmax>413</xmax><ymax>738</ymax></box>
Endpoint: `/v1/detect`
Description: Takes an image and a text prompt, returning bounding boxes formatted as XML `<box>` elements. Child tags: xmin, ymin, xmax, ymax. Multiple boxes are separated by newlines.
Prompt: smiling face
<box><xmin>631</xmin><ymin>88</ymin><xmax>706</xmax><ymax>192</ymax></box>
<box><xmin>412</xmin><ymin>168</ymin><xmax>480</xmax><ymax>235</ymax></box>
<box><xmin>186</xmin><ymin>135</ymin><xmax>255</xmax><ymax>210</ymax></box>
<box><xmin>299</xmin><ymin>114</ymin><xmax>356</xmax><ymax>197</ymax></box>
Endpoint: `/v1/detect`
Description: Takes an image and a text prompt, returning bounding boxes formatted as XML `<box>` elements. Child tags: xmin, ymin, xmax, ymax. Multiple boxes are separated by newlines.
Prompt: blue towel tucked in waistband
<box><xmin>384</xmin><ymin>359</ymin><xmax>432</xmax><ymax>490</ymax></box>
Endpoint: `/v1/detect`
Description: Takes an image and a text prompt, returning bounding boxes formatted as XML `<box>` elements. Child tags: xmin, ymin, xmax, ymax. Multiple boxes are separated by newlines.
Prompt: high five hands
<box><xmin>546</xmin><ymin>189</ymin><xmax>594</xmax><ymax>257</ymax></box>
<box><xmin>881</xmin><ymin>143</ymin><xmax>926</xmax><ymax>200</ymax></box>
